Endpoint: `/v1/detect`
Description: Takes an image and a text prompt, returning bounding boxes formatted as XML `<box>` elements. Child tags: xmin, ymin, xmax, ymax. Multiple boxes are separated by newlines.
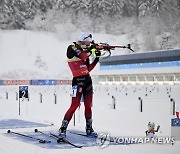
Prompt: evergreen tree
<box><xmin>178</xmin><ymin>0</ymin><xmax>180</xmax><ymax>14</ymax></box>
<box><xmin>139</xmin><ymin>0</ymin><xmax>153</xmax><ymax>16</ymax></box>
<box><xmin>88</xmin><ymin>0</ymin><xmax>111</xmax><ymax>18</ymax></box>
<box><xmin>110</xmin><ymin>0</ymin><xmax>124</xmax><ymax>17</ymax></box>
<box><xmin>145</xmin><ymin>0</ymin><xmax>177</xmax><ymax>18</ymax></box>
<box><xmin>122</xmin><ymin>0</ymin><xmax>144</xmax><ymax>19</ymax></box>
<box><xmin>54</xmin><ymin>0</ymin><xmax>73</xmax><ymax>10</ymax></box>
<box><xmin>0</xmin><ymin>0</ymin><xmax>7</xmax><ymax>20</ymax></box>
<box><xmin>0</xmin><ymin>0</ymin><xmax>25</xmax><ymax>29</ymax></box>
<box><xmin>0</xmin><ymin>0</ymin><xmax>179</xmax><ymax>32</ymax></box>
<box><xmin>24</xmin><ymin>0</ymin><xmax>38</xmax><ymax>19</ymax></box>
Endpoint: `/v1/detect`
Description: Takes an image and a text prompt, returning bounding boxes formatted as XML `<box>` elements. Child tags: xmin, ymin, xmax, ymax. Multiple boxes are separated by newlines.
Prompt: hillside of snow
<box><xmin>0</xmin><ymin>30</ymin><xmax>69</xmax><ymax>79</ymax></box>
<box><xmin>0</xmin><ymin>30</ymin><xmax>138</xmax><ymax>79</ymax></box>
<box><xmin>0</xmin><ymin>29</ymin><xmax>179</xmax><ymax>79</ymax></box>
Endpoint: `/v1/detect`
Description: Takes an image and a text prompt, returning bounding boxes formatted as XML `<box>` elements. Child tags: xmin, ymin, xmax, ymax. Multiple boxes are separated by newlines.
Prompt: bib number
<box><xmin>71</xmin><ymin>85</ymin><xmax>78</xmax><ymax>97</ymax></box>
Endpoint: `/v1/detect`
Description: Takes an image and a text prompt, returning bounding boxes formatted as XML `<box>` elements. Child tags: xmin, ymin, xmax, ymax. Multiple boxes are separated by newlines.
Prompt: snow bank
<box><xmin>0</xmin><ymin>30</ymin><xmax>141</xmax><ymax>79</ymax></box>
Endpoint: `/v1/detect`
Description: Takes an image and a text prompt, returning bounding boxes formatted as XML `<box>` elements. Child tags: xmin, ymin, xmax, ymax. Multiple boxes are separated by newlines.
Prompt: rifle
<box><xmin>91</xmin><ymin>41</ymin><xmax>134</xmax><ymax>59</ymax></box>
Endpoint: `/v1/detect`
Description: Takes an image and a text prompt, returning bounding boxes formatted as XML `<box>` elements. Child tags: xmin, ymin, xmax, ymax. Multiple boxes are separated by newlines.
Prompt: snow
<box><xmin>0</xmin><ymin>30</ymin><xmax>144</xmax><ymax>79</ymax></box>
<box><xmin>0</xmin><ymin>30</ymin><xmax>180</xmax><ymax>154</ymax></box>
<box><xmin>0</xmin><ymin>30</ymin><xmax>70</xmax><ymax>79</ymax></box>
<box><xmin>0</xmin><ymin>85</ymin><xmax>180</xmax><ymax>154</ymax></box>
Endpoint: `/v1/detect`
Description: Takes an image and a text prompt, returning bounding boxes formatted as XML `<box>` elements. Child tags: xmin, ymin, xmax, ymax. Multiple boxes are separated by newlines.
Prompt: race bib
<box><xmin>71</xmin><ymin>85</ymin><xmax>78</xmax><ymax>97</ymax></box>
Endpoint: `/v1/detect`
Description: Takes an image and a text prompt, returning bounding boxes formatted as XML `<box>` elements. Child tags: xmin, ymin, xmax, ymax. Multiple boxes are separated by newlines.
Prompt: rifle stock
<box><xmin>90</xmin><ymin>41</ymin><xmax>134</xmax><ymax>59</ymax></box>
<box><xmin>92</xmin><ymin>42</ymin><xmax>134</xmax><ymax>52</ymax></box>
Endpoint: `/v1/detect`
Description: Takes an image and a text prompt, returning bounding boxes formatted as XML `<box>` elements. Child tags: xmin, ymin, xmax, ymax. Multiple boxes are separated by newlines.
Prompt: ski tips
<box><xmin>39</xmin><ymin>140</ymin><xmax>46</xmax><ymax>143</ymax></box>
<box><xmin>7</xmin><ymin>130</ymin><xmax>11</xmax><ymax>133</ymax></box>
<box><xmin>39</xmin><ymin>140</ymin><xmax>51</xmax><ymax>143</ymax></box>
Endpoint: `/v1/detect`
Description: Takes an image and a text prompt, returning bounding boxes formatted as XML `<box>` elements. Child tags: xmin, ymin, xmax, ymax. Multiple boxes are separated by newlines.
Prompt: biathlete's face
<box><xmin>79</xmin><ymin>41</ymin><xmax>91</xmax><ymax>50</ymax></box>
<box><xmin>81</xmin><ymin>41</ymin><xmax>91</xmax><ymax>46</ymax></box>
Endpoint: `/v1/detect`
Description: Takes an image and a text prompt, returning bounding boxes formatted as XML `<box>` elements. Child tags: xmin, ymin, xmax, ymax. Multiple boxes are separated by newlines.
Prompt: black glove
<box><xmin>86</xmin><ymin>44</ymin><xmax>96</xmax><ymax>53</ymax></box>
<box><xmin>95</xmin><ymin>50</ymin><xmax>101</xmax><ymax>56</ymax></box>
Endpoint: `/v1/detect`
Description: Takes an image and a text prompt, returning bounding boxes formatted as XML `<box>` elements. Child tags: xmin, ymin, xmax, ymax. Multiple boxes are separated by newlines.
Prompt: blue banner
<box><xmin>171</xmin><ymin>118</ymin><xmax>180</xmax><ymax>126</ymax></box>
<box><xmin>31</xmin><ymin>80</ymin><xmax>56</xmax><ymax>85</ymax></box>
<box><xmin>0</xmin><ymin>80</ymin><xmax>3</xmax><ymax>85</ymax></box>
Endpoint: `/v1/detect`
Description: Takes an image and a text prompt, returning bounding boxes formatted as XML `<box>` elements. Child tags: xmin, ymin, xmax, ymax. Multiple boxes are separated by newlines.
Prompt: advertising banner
<box><xmin>31</xmin><ymin>80</ymin><xmax>56</xmax><ymax>85</ymax></box>
<box><xmin>3</xmin><ymin>80</ymin><xmax>30</xmax><ymax>85</ymax></box>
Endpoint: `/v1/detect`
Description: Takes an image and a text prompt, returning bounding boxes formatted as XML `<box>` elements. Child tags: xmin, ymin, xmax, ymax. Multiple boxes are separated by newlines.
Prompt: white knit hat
<box><xmin>78</xmin><ymin>32</ymin><xmax>92</xmax><ymax>42</ymax></box>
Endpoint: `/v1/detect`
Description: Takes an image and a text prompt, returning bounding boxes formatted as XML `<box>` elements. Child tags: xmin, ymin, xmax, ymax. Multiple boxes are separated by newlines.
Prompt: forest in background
<box><xmin>0</xmin><ymin>0</ymin><xmax>180</xmax><ymax>51</ymax></box>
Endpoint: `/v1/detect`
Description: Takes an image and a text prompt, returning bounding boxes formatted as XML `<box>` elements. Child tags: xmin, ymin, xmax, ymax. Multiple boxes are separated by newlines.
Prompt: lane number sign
<box><xmin>19</xmin><ymin>86</ymin><xmax>28</xmax><ymax>98</ymax></box>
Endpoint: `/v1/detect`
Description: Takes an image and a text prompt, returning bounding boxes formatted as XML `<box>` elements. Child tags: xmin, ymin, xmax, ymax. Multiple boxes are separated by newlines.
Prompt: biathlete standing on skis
<box><xmin>59</xmin><ymin>32</ymin><xmax>101</xmax><ymax>138</ymax></box>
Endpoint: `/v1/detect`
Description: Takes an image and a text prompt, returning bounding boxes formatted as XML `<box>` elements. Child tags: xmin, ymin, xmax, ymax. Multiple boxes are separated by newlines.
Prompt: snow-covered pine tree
<box><xmin>150</xmin><ymin>0</ymin><xmax>177</xmax><ymax>18</ymax></box>
<box><xmin>69</xmin><ymin>0</ymin><xmax>88</xmax><ymax>24</ymax></box>
<box><xmin>178</xmin><ymin>0</ymin><xmax>180</xmax><ymax>14</ymax></box>
<box><xmin>123</xmin><ymin>0</ymin><xmax>144</xmax><ymax>20</ymax></box>
<box><xmin>87</xmin><ymin>0</ymin><xmax>112</xmax><ymax>32</ymax></box>
<box><xmin>72</xmin><ymin>0</ymin><xmax>93</xmax><ymax>31</ymax></box>
<box><xmin>23</xmin><ymin>0</ymin><xmax>38</xmax><ymax>19</ymax></box>
<box><xmin>138</xmin><ymin>0</ymin><xmax>152</xmax><ymax>16</ymax></box>
<box><xmin>0</xmin><ymin>0</ymin><xmax>26</xmax><ymax>29</ymax></box>
<box><xmin>110</xmin><ymin>0</ymin><xmax>124</xmax><ymax>17</ymax></box>
<box><xmin>103</xmin><ymin>0</ymin><xmax>124</xmax><ymax>34</ymax></box>
<box><xmin>0</xmin><ymin>0</ymin><xmax>7</xmax><ymax>22</ymax></box>
<box><xmin>71</xmin><ymin>0</ymin><xmax>87</xmax><ymax>12</ymax></box>
<box><xmin>88</xmin><ymin>0</ymin><xmax>111</xmax><ymax>18</ymax></box>
<box><xmin>54</xmin><ymin>0</ymin><xmax>68</xmax><ymax>10</ymax></box>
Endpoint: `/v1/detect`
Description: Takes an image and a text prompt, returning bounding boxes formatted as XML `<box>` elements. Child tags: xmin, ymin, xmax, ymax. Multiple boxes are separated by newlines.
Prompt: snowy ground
<box><xmin>0</xmin><ymin>30</ymin><xmax>180</xmax><ymax>153</ymax></box>
<box><xmin>0</xmin><ymin>84</ymin><xmax>180</xmax><ymax>154</ymax></box>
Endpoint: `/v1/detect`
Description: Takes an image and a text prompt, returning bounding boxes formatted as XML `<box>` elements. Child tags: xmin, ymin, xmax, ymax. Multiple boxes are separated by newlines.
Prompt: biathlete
<box><xmin>59</xmin><ymin>32</ymin><xmax>101</xmax><ymax>137</ymax></box>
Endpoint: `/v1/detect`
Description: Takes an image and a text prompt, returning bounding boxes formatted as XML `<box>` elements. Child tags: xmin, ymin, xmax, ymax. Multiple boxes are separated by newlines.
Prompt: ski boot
<box><xmin>59</xmin><ymin>120</ymin><xmax>69</xmax><ymax>138</ymax></box>
<box><xmin>86</xmin><ymin>119</ymin><xmax>97</xmax><ymax>137</ymax></box>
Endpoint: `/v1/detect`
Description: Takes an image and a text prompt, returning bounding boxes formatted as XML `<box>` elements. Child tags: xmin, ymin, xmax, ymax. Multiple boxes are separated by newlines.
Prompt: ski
<box><xmin>50</xmin><ymin>133</ymin><xmax>82</xmax><ymax>148</ymax></box>
<box><xmin>7</xmin><ymin>130</ymin><xmax>51</xmax><ymax>143</ymax></box>
<box><xmin>34</xmin><ymin>129</ymin><xmax>82</xmax><ymax>148</ymax></box>
<box><xmin>70</xmin><ymin>131</ymin><xmax>97</xmax><ymax>138</ymax></box>
<box><xmin>70</xmin><ymin>131</ymin><xmax>129</xmax><ymax>144</ymax></box>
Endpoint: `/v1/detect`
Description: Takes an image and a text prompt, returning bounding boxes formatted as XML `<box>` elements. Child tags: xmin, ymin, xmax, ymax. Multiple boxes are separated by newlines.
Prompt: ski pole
<box><xmin>35</xmin><ymin>129</ymin><xmax>62</xmax><ymax>143</ymax></box>
<box><xmin>7</xmin><ymin>130</ymin><xmax>51</xmax><ymax>143</ymax></box>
